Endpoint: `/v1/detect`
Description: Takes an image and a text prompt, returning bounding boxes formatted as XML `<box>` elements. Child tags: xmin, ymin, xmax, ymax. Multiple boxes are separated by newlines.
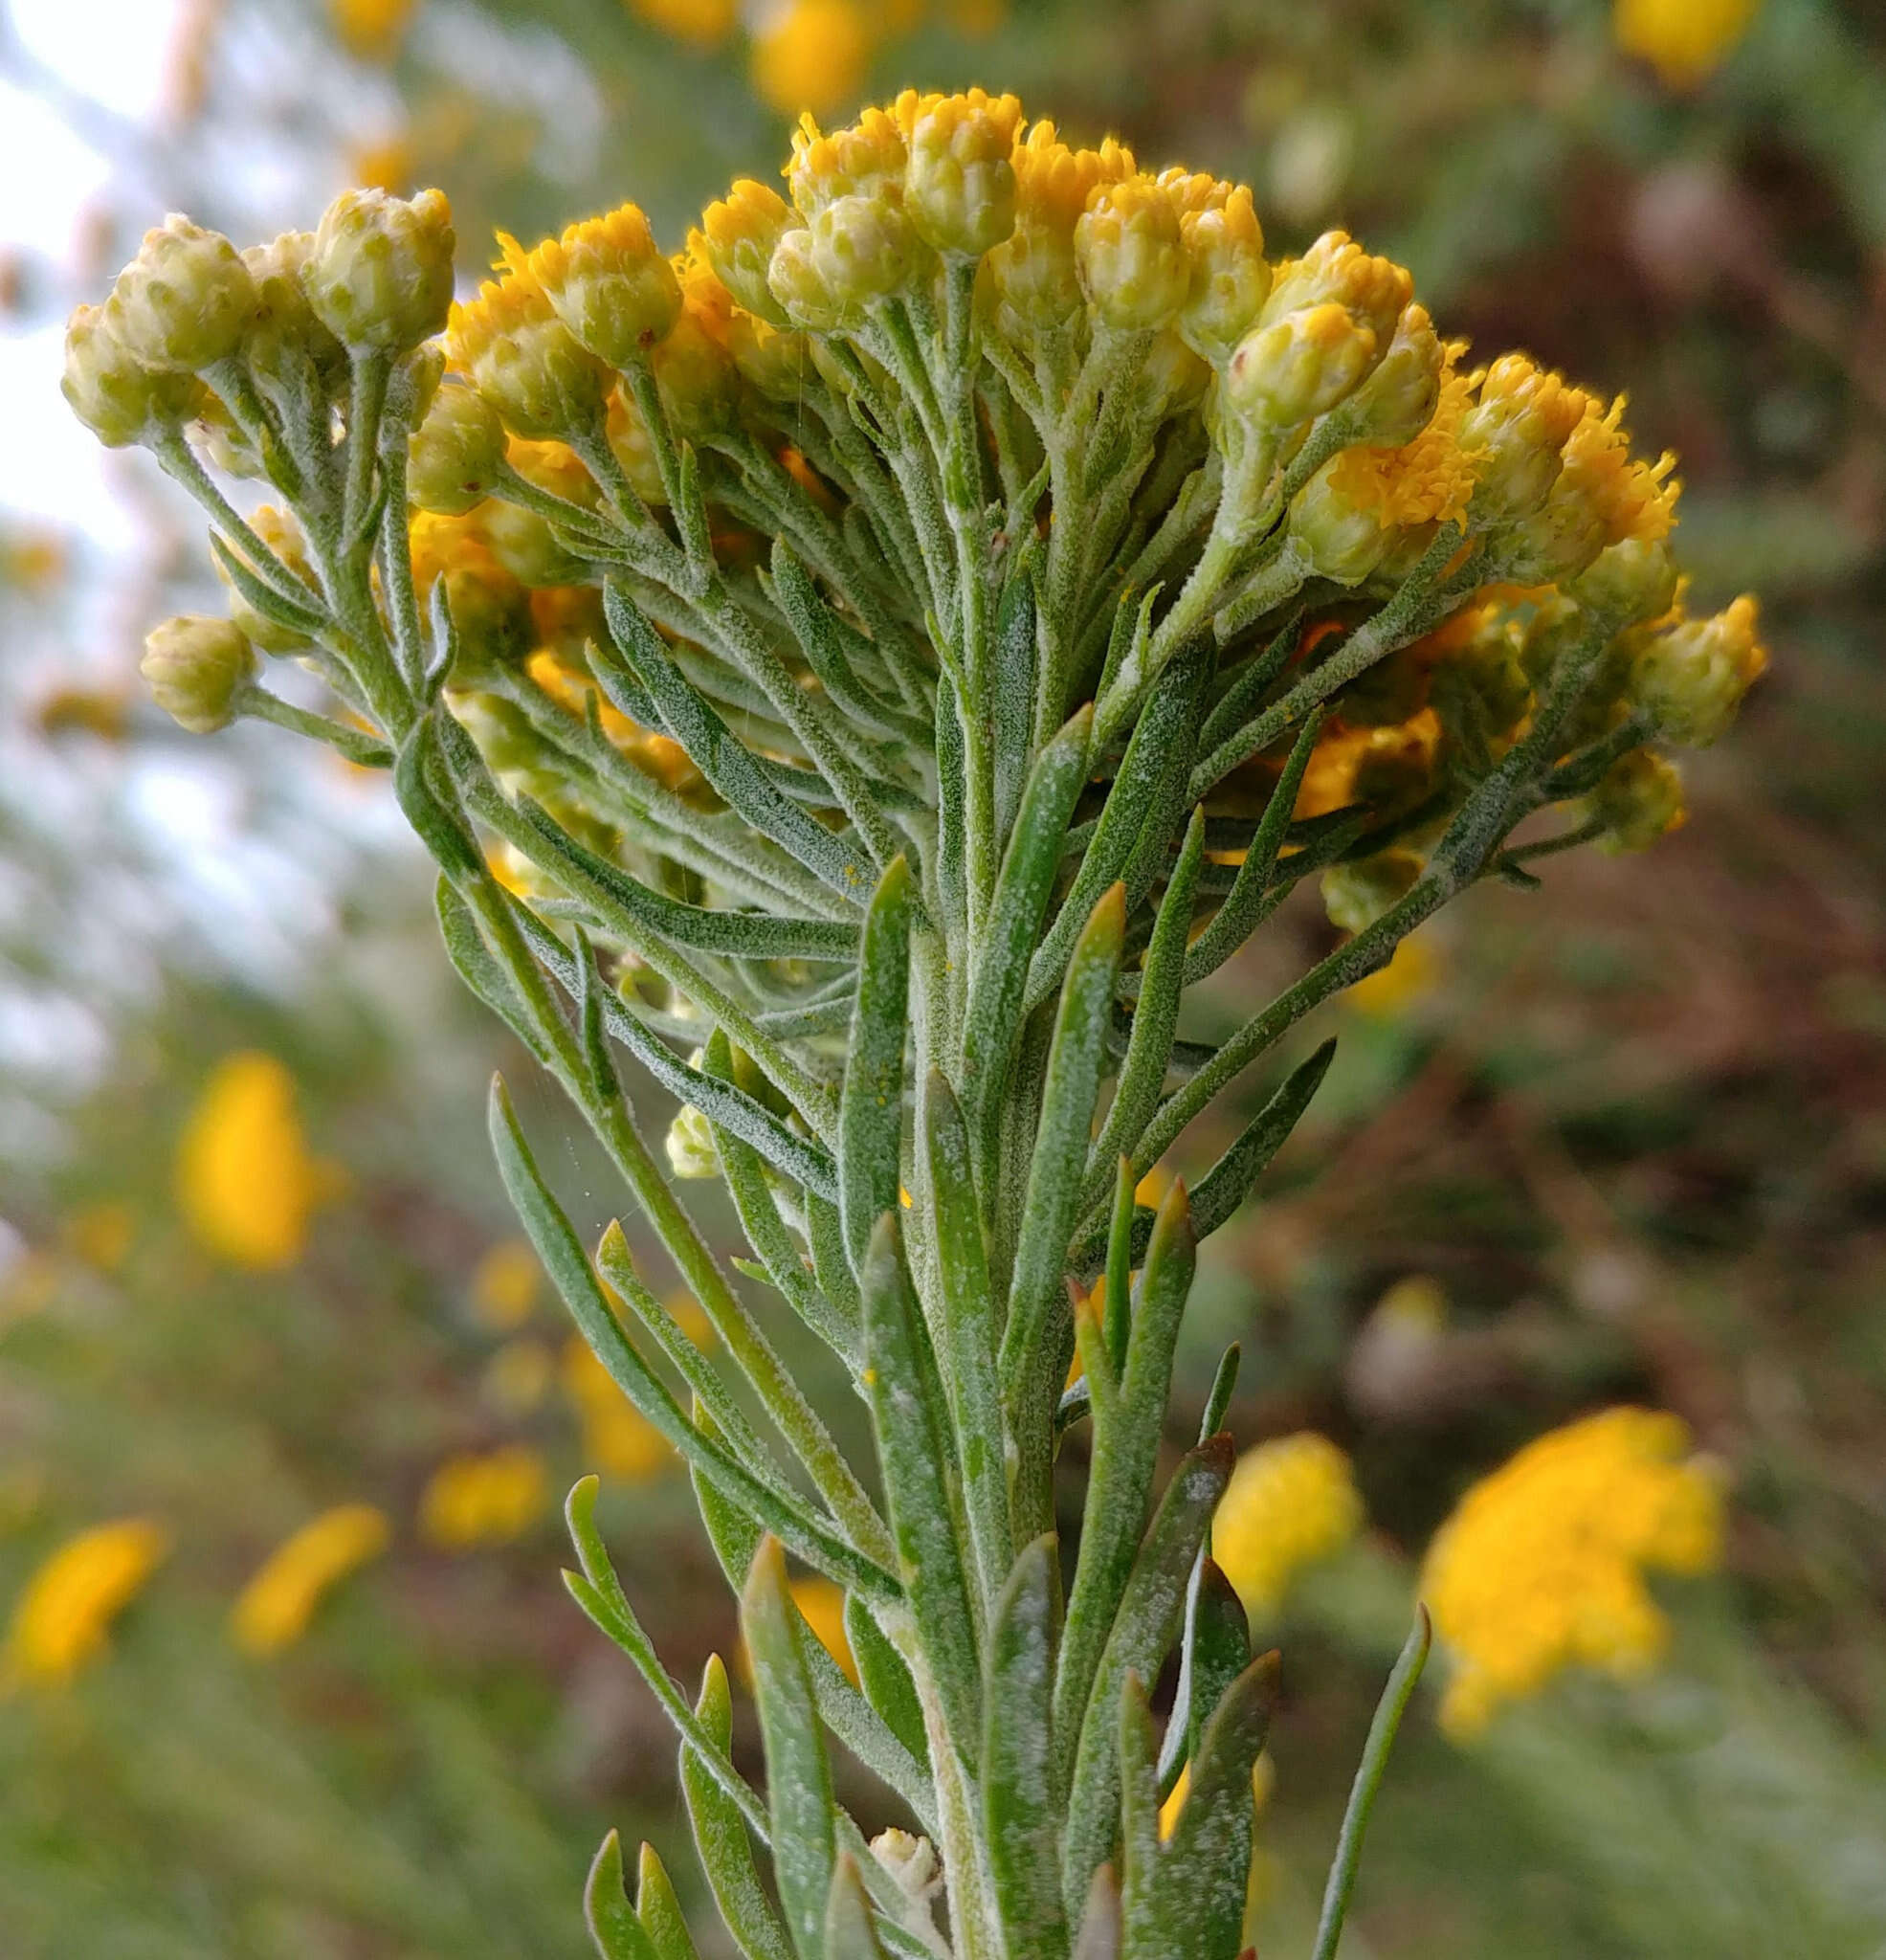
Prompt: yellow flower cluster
<box><xmin>3</xmin><ymin>1519</ymin><xmax>169</xmax><ymax>1688</ymax></box>
<box><xmin>174</xmin><ymin>1052</ymin><xmax>336</xmax><ymax>1270</ymax></box>
<box><xmin>418</xmin><ymin>1445</ymin><xmax>551</xmax><ymax>1549</ymax></box>
<box><xmin>1615</xmin><ymin>0</ymin><xmax>1760</xmax><ymax>88</ymax></box>
<box><xmin>1421</xmin><ymin>1406</ymin><xmax>1725</xmax><ymax>1737</ymax></box>
<box><xmin>230</xmin><ymin>1504</ymin><xmax>390</xmax><ymax>1656</ymax></box>
<box><xmin>562</xmin><ymin>1337</ymin><xmax>674</xmax><ymax>1482</ymax></box>
<box><xmin>1212</xmin><ymin>1432</ymin><xmax>1365</xmax><ymax>1616</ymax></box>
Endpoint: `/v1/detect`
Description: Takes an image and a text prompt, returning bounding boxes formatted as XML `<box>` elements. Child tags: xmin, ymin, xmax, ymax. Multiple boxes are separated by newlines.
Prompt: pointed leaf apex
<box><xmin>566</xmin><ymin>1473</ymin><xmax>602</xmax><ymax>1538</ymax></box>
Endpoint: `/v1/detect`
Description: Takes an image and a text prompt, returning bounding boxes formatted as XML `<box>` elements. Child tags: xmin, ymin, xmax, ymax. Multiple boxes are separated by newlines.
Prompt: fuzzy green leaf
<box><xmin>992</xmin><ymin>552</ymin><xmax>1040</xmax><ymax>850</ymax></box>
<box><xmin>823</xmin><ymin>1853</ymin><xmax>890</xmax><ymax>1960</ymax></box>
<box><xmin>1158</xmin><ymin>1557</ymin><xmax>1251</xmax><ymax>1798</ymax></box>
<box><xmin>633</xmin><ymin>1842</ymin><xmax>699</xmax><ymax>1960</ymax></box>
<box><xmin>840</xmin><ymin>857</ymin><xmax>911</xmax><ymax>1275</ymax></box>
<box><xmin>983</xmin><ymin>1535</ymin><xmax>1070</xmax><ymax>1960</ymax></box>
<box><xmin>1187</xmin><ymin>1037</ymin><xmax>1337</xmax><ymax>1242</ymax></box>
<box><xmin>843</xmin><ymin>1593</ymin><xmax>929</xmax><ymax>1773</ymax></box>
<box><xmin>585</xmin><ymin>1830</ymin><xmax>658</xmax><ymax>1960</ymax></box>
<box><xmin>680</xmin><ymin>1655</ymin><xmax>794</xmax><ymax>1960</ymax></box>
<box><xmin>1061</xmin><ymin>1436</ymin><xmax>1234</xmax><ymax>1914</ymax></box>
<box><xmin>861</xmin><ymin>1211</ymin><xmax>984</xmax><ymax>1765</ymax></box>
<box><xmin>1116</xmin><ymin>1674</ymin><xmax>1164</xmax><ymax>1957</ymax></box>
<box><xmin>742</xmin><ymin>1535</ymin><xmax>839</xmax><ymax>1960</ymax></box>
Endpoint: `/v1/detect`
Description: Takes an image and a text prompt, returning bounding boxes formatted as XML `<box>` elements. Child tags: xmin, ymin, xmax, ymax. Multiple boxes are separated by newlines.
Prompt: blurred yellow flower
<box><xmin>944</xmin><ymin>0</ymin><xmax>1007</xmax><ymax>33</ymax></box>
<box><xmin>1212</xmin><ymin>1433</ymin><xmax>1365</xmax><ymax>1617</ymax></box>
<box><xmin>32</xmin><ymin>685</ymin><xmax>128</xmax><ymax>742</ymax></box>
<box><xmin>1614</xmin><ymin>0</ymin><xmax>1759</xmax><ymax>87</ymax></box>
<box><xmin>751</xmin><ymin>0</ymin><xmax>875</xmax><ymax>117</ymax></box>
<box><xmin>331</xmin><ymin>0</ymin><xmax>418</xmax><ymax>61</ymax></box>
<box><xmin>1345</xmin><ymin>930</ymin><xmax>1441</xmax><ymax>1019</ymax></box>
<box><xmin>230</xmin><ymin>1503</ymin><xmax>389</xmax><ymax>1656</ymax></box>
<box><xmin>471</xmin><ymin>1238</ymin><xmax>542</xmax><ymax>1330</ymax></box>
<box><xmin>1421</xmin><ymin>1406</ymin><xmax>1725</xmax><ymax>1737</ymax></box>
<box><xmin>61</xmin><ymin>1200</ymin><xmax>135</xmax><ymax>1273</ymax></box>
<box><xmin>628</xmin><ymin>0</ymin><xmax>738</xmax><ymax>48</ymax></box>
<box><xmin>175</xmin><ymin>1053</ymin><xmax>331</xmax><ymax>1270</ymax></box>
<box><xmin>347</xmin><ymin>132</ymin><xmax>416</xmax><ymax>193</ymax></box>
<box><xmin>4</xmin><ymin>1519</ymin><xmax>169</xmax><ymax>1688</ymax></box>
<box><xmin>418</xmin><ymin>1446</ymin><xmax>549</xmax><ymax>1549</ymax></box>
<box><xmin>563</xmin><ymin>1338</ymin><xmax>673</xmax><ymax>1483</ymax></box>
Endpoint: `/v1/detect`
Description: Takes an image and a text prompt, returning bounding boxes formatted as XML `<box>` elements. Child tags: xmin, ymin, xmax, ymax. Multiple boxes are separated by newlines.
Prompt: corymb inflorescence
<box><xmin>67</xmin><ymin>86</ymin><xmax>1763</xmax><ymax>1960</ymax></box>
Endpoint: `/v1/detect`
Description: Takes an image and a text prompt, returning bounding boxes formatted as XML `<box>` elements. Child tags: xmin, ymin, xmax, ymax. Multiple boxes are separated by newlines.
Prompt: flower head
<box><xmin>1421</xmin><ymin>1406</ymin><xmax>1724</xmax><ymax>1737</ymax></box>
<box><xmin>105</xmin><ymin>213</ymin><xmax>256</xmax><ymax>372</ymax></box>
<box><xmin>1076</xmin><ymin>175</ymin><xmax>1190</xmax><ymax>332</ymax></box>
<box><xmin>753</xmin><ymin>0</ymin><xmax>876</xmax><ymax>118</ymax></box>
<box><xmin>418</xmin><ymin>1446</ymin><xmax>550</xmax><ymax>1549</ymax></box>
<box><xmin>503</xmin><ymin>205</ymin><xmax>682</xmax><ymax>368</ymax></box>
<box><xmin>1628</xmin><ymin>593</ymin><xmax>1765</xmax><ymax>746</ymax></box>
<box><xmin>5</xmin><ymin>1519</ymin><xmax>169</xmax><ymax>1687</ymax></box>
<box><xmin>305</xmin><ymin>188</ymin><xmax>455</xmax><ymax>352</ymax></box>
<box><xmin>142</xmin><ymin>614</ymin><xmax>256</xmax><ymax>733</ymax></box>
<box><xmin>60</xmin><ymin>302</ymin><xmax>199</xmax><ymax>448</ymax></box>
<box><xmin>175</xmin><ymin>1053</ymin><xmax>330</xmax><ymax>1269</ymax></box>
<box><xmin>230</xmin><ymin>1504</ymin><xmax>389</xmax><ymax>1656</ymax></box>
<box><xmin>1615</xmin><ymin>0</ymin><xmax>1759</xmax><ymax>88</ymax></box>
<box><xmin>1212</xmin><ymin>1433</ymin><xmax>1365</xmax><ymax>1615</ymax></box>
<box><xmin>448</xmin><ymin>269</ymin><xmax>611</xmax><ymax>439</ymax></box>
<box><xmin>899</xmin><ymin>88</ymin><xmax>1024</xmax><ymax>256</ymax></box>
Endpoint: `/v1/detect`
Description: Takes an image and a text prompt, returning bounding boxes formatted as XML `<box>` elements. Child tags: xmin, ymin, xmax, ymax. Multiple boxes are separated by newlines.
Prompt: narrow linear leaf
<box><xmin>1061</xmin><ymin>1436</ymin><xmax>1234</xmax><ymax>1914</ymax></box>
<box><xmin>1158</xmin><ymin>1652</ymin><xmax>1280</xmax><ymax>1960</ymax></box>
<box><xmin>1115</xmin><ymin>1675</ymin><xmax>1163</xmax><ymax>1957</ymax></box>
<box><xmin>960</xmin><ymin>703</ymin><xmax>1095</xmax><ymax>1173</ymax></box>
<box><xmin>921</xmin><ymin>1069</ymin><xmax>1012</xmax><ymax>1615</ymax></box>
<box><xmin>843</xmin><ymin>1593</ymin><xmax>929</xmax><ymax>1772</ymax></box>
<box><xmin>742</xmin><ymin>1535</ymin><xmax>838</xmax><ymax>1960</ymax></box>
<box><xmin>840</xmin><ymin>857</ymin><xmax>911</xmax><ymax>1276</ymax></box>
<box><xmin>633</xmin><ymin>1842</ymin><xmax>700</xmax><ymax>1960</ymax></box>
<box><xmin>1000</xmin><ymin>885</ymin><xmax>1127</xmax><ymax>1540</ymax></box>
<box><xmin>823</xmin><ymin>1853</ymin><xmax>890</xmax><ymax>1960</ymax></box>
<box><xmin>861</xmin><ymin>1213</ymin><xmax>984</xmax><ymax>1768</ymax></box>
<box><xmin>992</xmin><ymin>552</ymin><xmax>1040</xmax><ymax>849</ymax></box>
<box><xmin>585</xmin><ymin>1830</ymin><xmax>658</xmax><ymax>1960</ymax></box>
<box><xmin>492</xmin><ymin>1078</ymin><xmax>900</xmax><ymax>1604</ymax></box>
<box><xmin>1187</xmin><ymin>1037</ymin><xmax>1337</xmax><ymax>1242</ymax></box>
<box><xmin>680</xmin><ymin>1655</ymin><xmax>794</xmax><ymax>1960</ymax></box>
<box><xmin>1311</xmin><ymin>1607</ymin><xmax>1432</xmax><ymax>1960</ymax></box>
<box><xmin>1157</xmin><ymin>1557</ymin><xmax>1251</xmax><ymax>1798</ymax></box>
<box><xmin>435</xmin><ymin>878</ymin><xmax>549</xmax><ymax>1067</ymax></box>
<box><xmin>983</xmin><ymin>1535</ymin><xmax>1070</xmax><ymax>1960</ymax></box>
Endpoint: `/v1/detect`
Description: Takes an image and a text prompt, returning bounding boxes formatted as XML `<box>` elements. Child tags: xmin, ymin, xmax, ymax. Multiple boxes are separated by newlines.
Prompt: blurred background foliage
<box><xmin>2</xmin><ymin>0</ymin><xmax>1884</xmax><ymax>1954</ymax></box>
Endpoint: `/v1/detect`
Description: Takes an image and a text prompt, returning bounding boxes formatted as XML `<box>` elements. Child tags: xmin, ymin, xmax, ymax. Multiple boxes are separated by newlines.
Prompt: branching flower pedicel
<box><xmin>67</xmin><ymin>91</ymin><xmax>1764</xmax><ymax>1960</ymax></box>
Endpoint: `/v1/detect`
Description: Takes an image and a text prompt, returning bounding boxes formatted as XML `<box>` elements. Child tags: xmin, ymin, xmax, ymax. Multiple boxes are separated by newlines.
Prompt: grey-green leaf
<box><xmin>822</xmin><ymin>1854</ymin><xmax>890</xmax><ymax>1960</ymax></box>
<box><xmin>680</xmin><ymin>1655</ymin><xmax>794</xmax><ymax>1960</ymax></box>
<box><xmin>585</xmin><ymin>1830</ymin><xmax>658</xmax><ymax>1960</ymax></box>
<box><xmin>840</xmin><ymin>856</ymin><xmax>911</xmax><ymax>1276</ymax></box>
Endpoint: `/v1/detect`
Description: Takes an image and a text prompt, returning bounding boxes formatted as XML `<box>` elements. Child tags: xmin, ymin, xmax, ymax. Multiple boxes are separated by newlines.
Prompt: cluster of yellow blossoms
<box><xmin>1421</xmin><ymin>1406</ymin><xmax>1724</xmax><ymax>1737</ymax></box>
<box><xmin>1212</xmin><ymin>1431</ymin><xmax>1365</xmax><ymax>1616</ymax></box>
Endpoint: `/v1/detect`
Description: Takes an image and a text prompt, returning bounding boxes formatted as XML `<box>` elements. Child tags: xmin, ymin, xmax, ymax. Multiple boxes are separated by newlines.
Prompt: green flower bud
<box><xmin>1291</xmin><ymin>459</ymin><xmax>1391</xmax><ymax>583</ymax></box>
<box><xmin>1572</xmin><ymin>538</ymin><xmax>1679</xmax><ymax>628</ymax></box>
<box><xmin>60</xmin><ymin>302</ymin><xmax>198</xmax><ymax>448</ymax></box>
<box><xmin>141</xmin><ymin>614</ymin><xmax>256</xmax><ymax>732</ymax></box>
<box><xmin>447</xmin><ymin>276</ymin><xmax>612</xmax><ymax>439</ymax></box>
<box><xmin>1177</xmin><ymin>187</ymin><xmax>1271</xmax><ymax>364</ymax></box>
<box><xmin>242</xmin><ymin>231</ymin><xmax>347</xmax><ymax>395</ymax></box>
<box><xmin>478</xmin><ymin>498</ymin><xmax>591</xmax><ymax>588</ymax></box>
<box><xmin>1344</xmin><ymin>302</ymin><xmax>1444</xmax><ymax>449</ymax></box>
<box><xmin>305</xmin><ymin>188</ymin><xmax>455</xmax><ymax>353</ymax></box>
<box><xmin>106</xmin><ymin>214</ymin><xmax>256</xmax><ymax>372</ymax></box>
<box><xmin>1488</xmin><ymin>473</ymin><xmax>1612</xmax><ymax>586</ymax></box>
<box><xmin>1458</xmin><ymin>354</ymin><xmax>1592</xmax><ymax>524</ymax></box>
<box><xmin>767</xmin><ymin>226</ymin><xmax>849</xmax><ymax>330</ymax></box>
<box><xmin>650</xmin><ymin>309</ymin><xmax>741</xmax><ymax>439</ymax></box>
<box><xmin>1224</xmin><ymin>302</ymin><xmax>1379</xmax><ymax>430</ymax></box>
<box><xmin>409</xmin><ymin>380</ymin><xmax>509</xmax><ymax>514</ymax></box>
<box><xmin>1076</xmin><ymin>177</ymin><xmax>1188</xmax><ymax>332</ymax></box>
<box><xmin>810</xmin><ymin>193</ymin><xmax>915</xmax><ymax>307</ymax></box>
<box><xmin>1322</xmin><ymin>849</ymin><xmax>1422</xmax><ymax>934</ymax></box>
<box><xmin>212</xmin><ymin>506</ymin><xmax>316</xmax><ymax>654</ymax></box>
<box><xmin>1627</xmin><ymin>596</ymin><xmax>1765</xmax><ymax>746</ymax></box>
<box><xmin>902</xmin><ymin>89</ymin><xmax>1023</xmax><ymax>257</ymax></box>
<box><xmin>505</xmin><ymin>206</ymin><xmax>682</xmax><ymax>368</ymax></box>
<box><xmin>701</xmin><ymin>180</ymin><xmax>795</xmax><ymax>323</ymax></box>
<box><xmin>1260</xmin><ymin>231</ymin><xmax>1410</xmax><ymax>351</ymax></box>
<box><xmin>1585</xmin><ymin>749</ymin><xmax>1686</xmax><ymax>854</ymax></box>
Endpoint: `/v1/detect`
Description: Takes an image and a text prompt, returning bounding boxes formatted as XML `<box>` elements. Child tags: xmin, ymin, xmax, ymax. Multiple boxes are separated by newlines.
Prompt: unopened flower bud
<box><xmin>702</xmin><ymin>179</ymin><xmax>795</xmax><ymax>323</ymax></box>
<box><xmin>1076</xmin><ymin>177</ymin><xmax>1188</xmax><ymax>332</ymax></box>
<box><xmin>1571</xmin><ymin>537</ymin><xmax>1679</xmax><ymax>627</ymax></box>
<box><xmin>1344</xmin><ymin>303</ymin><xmax>1444</xmax><ymax>449</ymax></box>
<box><xmin>409</xmin><ymin>380</ymin><xmax>509</xmax><ymax>514</ymax></box>
<box><xmin>810</xmin><ymin>192</ymin><xmax>915</xmax><ymax>306</ymax></box>
<box><xmin>1291</xmin><ymin>457</ymin><xmax>1392</xmax><ymax>583</ymax></box>
<box><xmin>787</xmin><ymin>107</ymin><xmax>908</xmax><ymax>218</ymax></box>
<box><xmin>767</xmin><ymin>226</ymin><xmax>849</xmax><ymax>330</ymax></box>
<box><xmin>305</xmin><ymin>188</ymin><xmax>455</xmax><ymax>352</ymax></box>
<box><xmin>1178</xmin><ymin>187</ymin><xmax>1271</xmax><ymax>363</ymax></box>
<box><xmin>1458</xmin><ymin>354</ymin><xmax>1594</xmax><ymax>523</ymax></box>
<box><xmin>107</xmin><ymin>214</ymin><xmax>256</xmax><ymax>371</ymax></box>
<box><xmin>665</xmin><ymin>1103</ymin><xmax>719</xmax><ymax>1180</ymax></box>
<box><xmin>901</xmin><ymin>89</ymin><xmax>1023</xmax><ymax>256</ymax></box>
<box><xmin>504</xmin><ymin>206</ymin><xmax>682</xmax><ymax>368</ymax></box>
<box><xmin>650</xmin><ymin>309</ymin><xmax>741</xmax><ymax>439</ymax></box>
<box><xmin>61</xmin><ymin>302</ymin><xmax>198</xmax><ymax>448</ymax></box>
<box><xmin>1323</xmin><ymin>849</ymin><xmax>1423</xmax><ymax>933</ymax></box>
<box><xmin>1628</xmin><ymin>595</ymin><xmax>1765</xmax><ymax>746</ymax></box>
<box><xmin>1585</xmin><ymin>749</ymin><xmax>1686</xmax><ymax>853</ymax></box>
<box><xmin>1261</xmin><ymin>231</ymin><xmax>1410</xmax><ymax>350</ymax></box>
<box><xmin>724</xmin><ymin>311</ymin><xmax>810</xmax><ymax>405</ymax></box>
<box><xmin>213</xmin><ymin>506</ymin><xmax>315</xmax><ymax>654</ymax></box>
<box><xmin>448</xmin><ymin>276</ymin><xmax>612</xmax><ymax>438</ymax></box>
<box><xmin>242</xmin><ymin>231</ymin><xmax>347</xmax><ymax>393</ymax></box>
<box><xmin>1490</xmin><ymin>473</ymin><xmax>1612</xmax><ymax>586</ymax></box>
<box><xmin>1224</xmin><ymin>302</ymin><xmax>1378</xmax><ymax>430</ymax></box>
<box><xmin>141</xmin><ymin>614</ymin><xmax>255</xmax><ymax>732</ymax></box>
